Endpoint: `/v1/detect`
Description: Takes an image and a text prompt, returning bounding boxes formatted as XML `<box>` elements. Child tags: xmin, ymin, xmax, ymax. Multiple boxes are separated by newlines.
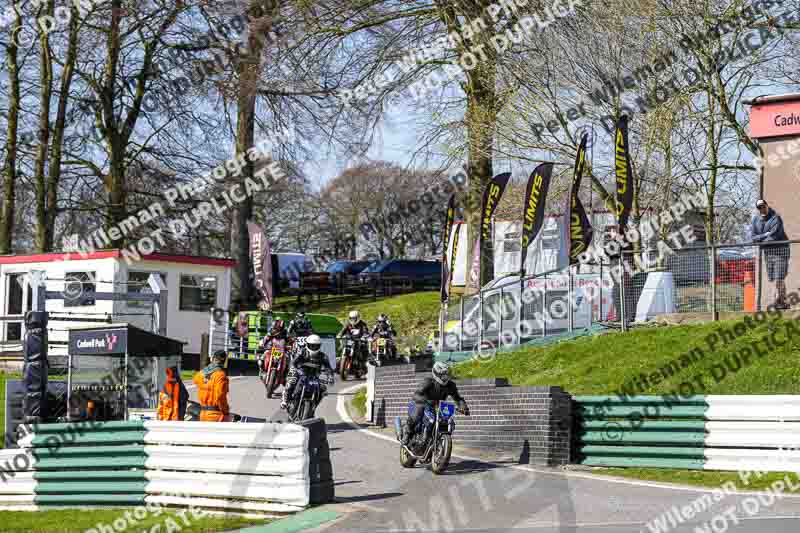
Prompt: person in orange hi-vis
<box><xmin>193</xmin><ymin>350</ymin><xmax>231</xmax><ymax>422</ymax></box>
<box><xmin>157</xmin><ymin>365</ymin><xmax>188</xmax><ymax>421</ymax></box>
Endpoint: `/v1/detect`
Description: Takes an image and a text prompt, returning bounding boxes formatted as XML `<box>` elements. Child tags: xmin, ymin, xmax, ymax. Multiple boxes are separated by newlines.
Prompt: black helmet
<box><xmin>296</xmin><ymin>310</ymin><xmax>306</xmax><ymax>320</ymax></box>
<box><xmin>212</xmin><ymin>349</ymin><xmax>228</xmax><ymax>364</ymax></box>
<box><xmin>377</xmin><ymin>314</ymin><xmax>388</xmax><ymax>323</ymax></box>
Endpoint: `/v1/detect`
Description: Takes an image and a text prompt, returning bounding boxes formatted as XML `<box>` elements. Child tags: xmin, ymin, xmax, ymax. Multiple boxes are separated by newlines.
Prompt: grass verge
<box><xmin>597</xmin><ymin>468</ymin><xmax>800</xmax><ymax>493</ymax></box>
<box><xmin>1</xmin><ymin>371</ymin><xmax>22</xmax><ymax>449</ymax></box>
<box><xmin>0</xmin><ymin>509</ymin><xmax>269</xmax><ymax>532</ymax></box>
<box><xmin>452</xmin><ymin>317</ymin><xmax>800</xmax><ymax>394</ymax></box>
<box><xmin>351</xmin><ymin>386</ymin><xmax>367</xmax><ymax>418</ymax></box>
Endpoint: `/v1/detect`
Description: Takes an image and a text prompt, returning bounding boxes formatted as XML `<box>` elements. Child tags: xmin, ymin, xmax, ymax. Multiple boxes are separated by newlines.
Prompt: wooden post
<box><xmin>200</xmin><ymin>333</ymin><xmax>210</xmax><ymax>368</ymax></box>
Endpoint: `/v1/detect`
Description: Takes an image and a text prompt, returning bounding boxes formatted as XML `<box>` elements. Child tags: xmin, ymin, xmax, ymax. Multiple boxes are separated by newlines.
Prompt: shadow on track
<box><xmin>333</xmin><ymin>492</ymin><xmax>404</xmax><ymax>504</ymax></box>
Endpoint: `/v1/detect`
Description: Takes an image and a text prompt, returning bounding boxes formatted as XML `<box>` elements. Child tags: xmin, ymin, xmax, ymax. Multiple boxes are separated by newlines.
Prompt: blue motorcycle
<box><xmin>288</xmin><ymin>364</ymin><xmax>333</xmax><ymax>422</ymax></box>
<box><xmin>394</xmin><ymin>401</ymin><xmax>456</xmax><ymax>474</ymax></box>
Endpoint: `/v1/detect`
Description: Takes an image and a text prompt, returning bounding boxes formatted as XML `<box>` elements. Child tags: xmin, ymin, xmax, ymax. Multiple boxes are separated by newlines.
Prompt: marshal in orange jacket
<box><xmin>157</xmin><ymin>366</ymin><xmax>188</xmax><ymax>421</ymax></box>
<box><xmin>192</xmin><ymin>365</ymin><xmax>230</xmax><ymax>422</ymax></box>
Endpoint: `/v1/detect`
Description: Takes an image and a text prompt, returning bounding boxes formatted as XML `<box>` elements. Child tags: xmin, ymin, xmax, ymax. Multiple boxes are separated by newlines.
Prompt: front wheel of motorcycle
<box><xmin>265</xmin><ymin>370</ymin><xmax>277</xmax><ymax>399</ymax></box>
<box><xmin>300</xmin><ymin>400</ymin><xmax>315</xmax><ymax>421</ymax></box>
<box><xmin>340</xmin><ymin>359</ymin><xmax>348</xmax><ymax>381</ymax></box>
<box><xmin>400</xmin><ymin>445</ymin><xmax>417</xmax><ymax>468</ymax></box>
<box><xmin>431</xmin><ymin>434</ymin><xmax>452</xmax><ymax>475</ymax></box>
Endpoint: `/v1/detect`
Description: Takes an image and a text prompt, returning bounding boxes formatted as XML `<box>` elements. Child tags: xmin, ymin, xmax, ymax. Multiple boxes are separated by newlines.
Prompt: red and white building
<box><xmin>0</xmin><ymin>250</ymin><xmax>235</xmax><ymax>356</ymax></box>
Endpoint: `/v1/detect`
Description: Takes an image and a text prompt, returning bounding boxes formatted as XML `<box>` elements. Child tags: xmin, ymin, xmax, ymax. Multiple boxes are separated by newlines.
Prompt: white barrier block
<box><xmin>144</xmin><ymin>470</ymin><xmax>309</xmax><ymax>507</ymax></box>
<box><xmin>705</xmin><ymin>447</ymin><xmax>800</xmax><ymax>472</ymax></box>
<box><xmin>143</xmin><ymin>421</ymin><xmax>309</xmax><ymax>449</ymax></box>
<box><xmin>0</xmin><ymin>449</ymin><xmax>35</xmax><ymax>471</ymax></box>
<box><xmin>0</xmin><ymin>495</ymin><xmax>36</xmax><ymax>506</ymax></box>
<box><xmin>144</xmin><ymin>495</ymin><xmax>304</xmax><ymax>514</ymax></box>
<box><xmin>143</xmin><ymin>445</ymin><xmax>308</xmax><ymax>479</ymax></box>
<box><xmin>705</xmin><ymin>421</ymin><xmax>800</xmax><ymax>448</ymax></box>
<box><xmin>706</xmin><ymin>395</ymin><xmax>800</xmax><ymax>404</ymax></box>
<box><xmin>705</xmin><ymin>404</ymin><xmax>800</xmax><ymax>421</ymax></box>
<box><xmin>0</xmin><ymin>471</ymin><xmax>37</xmax><ymax>495</ymax></box>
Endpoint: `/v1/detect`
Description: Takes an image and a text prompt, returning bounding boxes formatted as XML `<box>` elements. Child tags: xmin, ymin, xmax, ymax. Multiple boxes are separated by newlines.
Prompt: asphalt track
<box><xmin>189</xmin><ymin>376</ymin><xmax>800</xmax><ymax>533</ymax></box>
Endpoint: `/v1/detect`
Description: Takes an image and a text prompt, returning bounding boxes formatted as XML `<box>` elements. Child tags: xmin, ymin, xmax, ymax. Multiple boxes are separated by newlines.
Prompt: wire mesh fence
<box><xmin>438</xmin><ymin>241</ymin><xmax>796</xmax><ymax>354</ymax></box>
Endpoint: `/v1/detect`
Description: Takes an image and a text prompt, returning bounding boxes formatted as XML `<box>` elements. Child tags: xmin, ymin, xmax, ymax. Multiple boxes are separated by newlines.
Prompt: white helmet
<box><xmin>306</xmin><ymin>334</ymin><xmax>322</xmax><ymax>355</ymax></box>
<box><xmin>432</xmin><ymin>361</ymin><xmax>450</xmax><ymax>385</ymax></box>
<box><xmin>348</xmin><ymin>310</ymin><xmax>360</xmax><ymax>324</ymax></box>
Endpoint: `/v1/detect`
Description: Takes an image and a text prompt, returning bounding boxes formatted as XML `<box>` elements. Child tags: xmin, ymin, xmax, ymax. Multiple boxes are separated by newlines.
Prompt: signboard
<box><xmin>69</xmin><ymin>328</ymin><xmax>128</xmax><ymax>355</ymax></box>
<box><xmin>750</xmin><ymin>101</ymin><xmax>800</xmax><ymax>138</ymax></box>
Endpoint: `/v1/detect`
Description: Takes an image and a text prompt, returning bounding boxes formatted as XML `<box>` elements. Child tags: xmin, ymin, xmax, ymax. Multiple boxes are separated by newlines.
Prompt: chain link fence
<box><xmin>439</xmin><ymin>241</ymin><xmax>795</xmax><ymax>355</ymax></box>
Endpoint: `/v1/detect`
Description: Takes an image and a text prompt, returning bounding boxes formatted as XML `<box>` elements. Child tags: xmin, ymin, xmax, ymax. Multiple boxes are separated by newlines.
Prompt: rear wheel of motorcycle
<box><xmin>431</xmin><ymin>434</ymin><xmax>452</xmax><ymax>474</ymax></box>
<box><xmin>265</xmin><ymin>370</ymin><xmax>277</xmax><ymax>399</ymax></box>
<box><xmin>400</xmin><ymin>445</ymin><xmax>417</xmax><ymax>468</ymax></box>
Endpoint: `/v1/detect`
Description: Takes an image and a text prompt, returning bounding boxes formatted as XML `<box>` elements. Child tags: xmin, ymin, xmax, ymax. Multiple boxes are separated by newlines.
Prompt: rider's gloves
<box><xmin>458</xmin><ymin>400</ymin><xmax>470</xmax><ymax>416</ymax></box>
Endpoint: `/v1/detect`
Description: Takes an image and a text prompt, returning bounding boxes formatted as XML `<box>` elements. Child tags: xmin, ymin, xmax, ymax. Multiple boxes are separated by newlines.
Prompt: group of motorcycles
<box><xmin>257</xmin><ymin>325</ymin><xmax>398</xmax><ymax>422</ymax></box>
<box><xmin>259</xmin><ymin>334</ymin><xmax>332</xmax><ymax>422</ymax></box>
<box><xmin>338</xmin><ymin>326</ymin><xmax>397</xmax><ymax>381</ymax></box>
<box><xmin>256</xmin><ymin>320</ymin><xmax>459</xmax><ymax>474</ymax></box>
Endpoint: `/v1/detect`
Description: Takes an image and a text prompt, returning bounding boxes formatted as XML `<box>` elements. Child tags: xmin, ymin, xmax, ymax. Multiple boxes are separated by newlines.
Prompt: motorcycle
<box><xmin>339</xmin><ymin>331</ymin><xmax>367</xmax><ymax>381</ymax></box>
<box><xmin>291</xmin><ymin>336</ymin><xmax>306</xmax><ymax>360</ymax></box>
<box><xmin>261</xmin><ymin>338</ymin><xmax>289</xmax><ymax>399</ymax></box>
<box><xmin>287</xmin><ymin>363</ymin><xmax>333</xmax><ymax>422</ymax></box>
<box><xmin>370</xmin><ymin>331</ymin><xmax>396</xmax><ymax>367</ymax></box>
<box><xmin>394</xmin><ymin>401</ymin><xmax>457</xmax><ymax>474</ymax></box>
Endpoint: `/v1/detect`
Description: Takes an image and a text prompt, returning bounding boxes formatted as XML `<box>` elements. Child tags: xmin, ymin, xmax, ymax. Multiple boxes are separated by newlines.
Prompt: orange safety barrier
<box><xmin>744</xmin><ymin>270</ymin><xmax>756</xmax><ymax>312</ymax></box>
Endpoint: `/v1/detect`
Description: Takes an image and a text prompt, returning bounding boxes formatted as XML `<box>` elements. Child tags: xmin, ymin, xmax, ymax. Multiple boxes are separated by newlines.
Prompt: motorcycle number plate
<box><xmin>352</xmin><ymin>330</ymin><xmax>360</xmax><ymax>336</ymax></box>
<box><xmin>378</xmin><ymin>338</ymin><xmax>386</xmax><ymax>346</ymax></box>
<box><xmin>271</xmin><ymin>347</ymin><xmax>284</xmax><ymax>358</ymax></box>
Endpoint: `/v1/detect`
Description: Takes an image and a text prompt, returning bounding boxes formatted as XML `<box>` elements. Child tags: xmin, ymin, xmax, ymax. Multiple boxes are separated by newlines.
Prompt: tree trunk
<box><xmin>34</xmin><ymin>0</ymin><xmax>55</xmax><ymax>252</ymax></box>
<box><xmin>464</xmin><ymin>63</ymin><xmax>496</xmax><ymax>292</ymax></box>
<box><xmin>44</xmin><ymin>4</ymin><xmax>81</xmax><ymax>251</ymax></box>
<box><xmin>231</xmin><ymin>2</ymin><xmax>271</xmax><ymax>306</ymax></box>
<box><xmin>0</xmin><ymin>11</ymin><xmax>22</xmax><ymax>254</ymax></box>
<box><xmin>103</xmin><ymin>0</ymin><xmax>125</xmax><ymax>246</ymax></box>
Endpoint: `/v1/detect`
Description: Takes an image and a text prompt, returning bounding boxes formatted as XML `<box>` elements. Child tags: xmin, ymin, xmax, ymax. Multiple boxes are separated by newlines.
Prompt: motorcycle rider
<box><xmin>370</xmin><ymin>313</ymin><xmax>397</xmax><ymax>360</ymax></box>
<box><xmin>370</xmin><ymin>313</ymin><xmax>397</xmax><ymax>337</ymax></box>
<box><xmin>281</xmin><ymin>334</ymin><xmax>334</xmax><ymax>409</ymax></box>
<box><xmin>258</xmin><ymin>319</ymin><xmax>289</xmax><ymax>377</ymax></box>
<box><xmin>338</xmin><ymin>310</ymin><xmax>369</xmax><ymax>363</ymax></box>
<box><xmin>288</xmin><ymin>310</ymin><xmax>313</xmax><ymax>337</ymax></box>
<box><xmin>402</xmin><ymin>362</ymin><xmax>469</xmax><ymax>446</ymax></box>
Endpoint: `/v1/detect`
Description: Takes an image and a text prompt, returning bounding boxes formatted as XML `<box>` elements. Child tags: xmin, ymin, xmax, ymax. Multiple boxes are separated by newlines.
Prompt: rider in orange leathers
<box><xmin>193</xmin><ymin>350</ymin><xmax>231</xmax><ymax>422</ymax></box>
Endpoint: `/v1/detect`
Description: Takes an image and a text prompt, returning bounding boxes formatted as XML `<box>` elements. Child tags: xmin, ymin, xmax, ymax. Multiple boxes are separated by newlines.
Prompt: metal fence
<box><xmin>439</xmin><ymin>241</ymin><xmax>795</xmax><ymax>354</ymax></box>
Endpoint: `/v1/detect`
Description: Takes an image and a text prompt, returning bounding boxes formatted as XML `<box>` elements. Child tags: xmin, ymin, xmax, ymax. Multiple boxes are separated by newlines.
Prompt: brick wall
<box><xmin>371</xmin><ymin>363</ymin><xmax>572</xmax><ymax>466</ymax></box>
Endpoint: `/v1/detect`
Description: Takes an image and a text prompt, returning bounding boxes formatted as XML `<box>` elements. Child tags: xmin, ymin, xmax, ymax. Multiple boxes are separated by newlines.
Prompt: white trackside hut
<box><xmin>0</xmin><ymin>251</ymin><xmax>234</xmax><ymax>356</ymax></box>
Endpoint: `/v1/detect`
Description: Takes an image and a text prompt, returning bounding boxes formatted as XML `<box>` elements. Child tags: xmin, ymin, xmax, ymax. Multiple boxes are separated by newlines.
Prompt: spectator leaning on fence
<box><xmin>752</xmin><ymin>199</ymin><xmax>790</xmax><ymax>309</ymax></box>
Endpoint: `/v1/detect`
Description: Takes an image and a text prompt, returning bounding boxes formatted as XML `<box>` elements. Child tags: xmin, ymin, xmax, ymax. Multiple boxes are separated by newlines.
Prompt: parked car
<box><xmin>359</xmin><ymin>259</ymin><xmax>442</xmax><ymax>291</ymax></box>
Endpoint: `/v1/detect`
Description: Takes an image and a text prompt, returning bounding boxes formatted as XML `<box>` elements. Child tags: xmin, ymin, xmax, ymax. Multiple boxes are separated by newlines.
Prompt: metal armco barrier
<box><xmin>573</xmin><ymin>395</ymin><xmax>800</xmax><ymax>471</ymax></box>
<box><xmin>0</xmin><ymin>419</ymin><xmax>333</xmax><ymax>512</ymax></box>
